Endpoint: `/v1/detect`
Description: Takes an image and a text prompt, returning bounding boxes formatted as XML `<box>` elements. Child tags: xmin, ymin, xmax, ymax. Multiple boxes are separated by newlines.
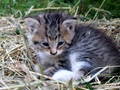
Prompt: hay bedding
<box><xmin>0</xmin><ymin>16</ymin><xmax>120</xmax><ymax>90</ymax></box>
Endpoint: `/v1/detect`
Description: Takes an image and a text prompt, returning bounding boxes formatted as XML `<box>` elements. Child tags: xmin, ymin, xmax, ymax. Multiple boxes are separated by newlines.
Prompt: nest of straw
<box><xmin>0</xmin><ymin>15</ymin><xmax>120</xmax><ymax>90</ymax></box>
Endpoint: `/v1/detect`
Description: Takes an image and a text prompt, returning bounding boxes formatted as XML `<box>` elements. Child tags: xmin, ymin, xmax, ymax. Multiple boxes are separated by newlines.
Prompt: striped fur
<box><xmin>25</xmin><ymin>12</ymin><xmax>120</xmax><ymax>80</ymax></box>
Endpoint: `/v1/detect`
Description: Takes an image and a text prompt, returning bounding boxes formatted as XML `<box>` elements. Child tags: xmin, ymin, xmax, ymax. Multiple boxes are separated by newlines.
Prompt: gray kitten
<box><xmin>25</xmin><ymin>12</ymin><xmax>120</xmax><ymax>80</ymax></box>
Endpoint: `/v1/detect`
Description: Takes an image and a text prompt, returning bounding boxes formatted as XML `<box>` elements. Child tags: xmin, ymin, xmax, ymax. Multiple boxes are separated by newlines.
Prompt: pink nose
<box><xmin>50</xmin><ymin>52</ymin><xmax>57</xmax><ymax>55</ymax></box>
<box><xmin>50</xmin><ymin>48</ymin><xmax>57</xmax><ymax>55</ymax></box>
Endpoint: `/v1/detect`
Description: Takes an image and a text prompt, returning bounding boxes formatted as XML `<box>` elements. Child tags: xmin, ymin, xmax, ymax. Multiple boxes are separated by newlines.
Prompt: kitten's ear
<box><xmin>62</xmin><ymin>19</ymin><xmax>76</xmax><ymax>31</ymax></box>
<box><xmin>25</xmin><ymin>18</ymin><xmax>40</xmax><ymax>33</ymax></box>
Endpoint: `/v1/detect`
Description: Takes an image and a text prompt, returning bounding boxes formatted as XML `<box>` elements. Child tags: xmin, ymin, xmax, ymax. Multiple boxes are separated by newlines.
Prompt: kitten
<box><xmin>25</xmin><ymin>12</ymin><xmax>120</xmax><ymax>80</ymax></box>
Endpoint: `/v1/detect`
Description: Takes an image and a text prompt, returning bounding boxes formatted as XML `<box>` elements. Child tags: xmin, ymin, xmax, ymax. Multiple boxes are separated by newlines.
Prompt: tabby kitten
<box><xmin>25</xmin><ymin>12</ymin><xmax>120</xmax><ymax>80</ymax></box>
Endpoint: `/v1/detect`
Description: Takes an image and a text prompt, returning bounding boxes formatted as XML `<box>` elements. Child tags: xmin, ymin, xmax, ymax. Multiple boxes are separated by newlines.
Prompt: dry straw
<box><xmin>0</xmin><ymin>1</ymin><xmax>120</xmax><ymax>90</ymax></box>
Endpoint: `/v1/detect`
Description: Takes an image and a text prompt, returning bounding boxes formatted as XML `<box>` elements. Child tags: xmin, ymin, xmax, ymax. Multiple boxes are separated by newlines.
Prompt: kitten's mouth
<box><xmin>44</xmin><ymin>50</ymin><xmax>63</xmax><ymax>56</ymax></box>
<box><xmin>50</xmin><ymin>52</ymin><xmax>57</xmax><ymax>55</ymax></box>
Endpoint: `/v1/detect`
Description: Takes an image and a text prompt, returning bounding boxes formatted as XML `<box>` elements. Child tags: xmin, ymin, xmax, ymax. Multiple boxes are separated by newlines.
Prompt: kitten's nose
<box><xmin>50</xmin><ymin>48</ymin><xmax>57</xmax><ymax>55</ymax></box>
<box><xmin>50</xmin><ymin>52</ymin><xmax>57</xmax><ymax>55</ymax></box>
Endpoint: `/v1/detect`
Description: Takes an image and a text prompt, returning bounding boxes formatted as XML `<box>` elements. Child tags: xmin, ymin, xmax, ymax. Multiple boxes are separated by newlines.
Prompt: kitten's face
<box><xmin>25</xmin><ymin>13</ymin><xmax>76</xmax><ymax>56</ymax></box>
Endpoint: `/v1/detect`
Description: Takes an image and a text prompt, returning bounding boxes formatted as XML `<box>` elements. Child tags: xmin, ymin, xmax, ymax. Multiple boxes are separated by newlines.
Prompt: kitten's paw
<box><xmin>73</xmin><ymin>71</ymin><xmax>84</xmax><ymax>80</ymax></box>
<box><xmin>52</xmin><ymin>70</ymin><xmax>74</xmax><ymax>81</ymax></box>
<box><xmin>43</xmin><ymin>67</ymin><xmax>55</xmax><ymax>77</ymax></box>
<box><xmin>44</xmin><ymin>70</ymin><xmax>51</xmax><ymax>77</ymax></box>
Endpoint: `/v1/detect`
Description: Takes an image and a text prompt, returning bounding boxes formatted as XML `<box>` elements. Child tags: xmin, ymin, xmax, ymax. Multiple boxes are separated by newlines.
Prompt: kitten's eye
<box><xmin>41</xmin><ymin>42</ymin><xmax>49</xmax><ymax>47</ymax></box>
<box><xmin>58</xmin><ymin>41</ymin><xmax>64</xmax><ymax>47</ymax></box>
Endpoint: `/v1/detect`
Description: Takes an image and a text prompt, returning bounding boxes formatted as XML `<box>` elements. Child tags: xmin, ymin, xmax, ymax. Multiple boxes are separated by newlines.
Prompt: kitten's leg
<box><xmin>72</xmin><ymin>70</ymin><xmax>84</xmax><ymax>80</ymax></box>
<box><xmin>69</xmin><ymin>53</ymin><xmax>94</xmax><ymax>80</ymax></box>
<box><xmin>52</xmin><ymin>67</ymin><xmax>91</xmax><ymax>81</ymax></box>
<box><xmin>52</xmin><ymin>70</ymin><xmax>74</xmax><ymax>81</ymax></box>
<box><xmin>44</xmin><ymin>58</ymin><xmax>70</xmax><ymax>77</ymax></box>
<box><xmin>72</xmin><ymin>61</ymin><xmax>94</xmax><ymax>80</ymax></box>
<box><xmin>34</xmin><ymin>62</ymin><xmax>93</xmax><ymax>80</ymax></box>
<box><xmin>52</xmin><ymin>68</ymin><xmax>89</xmax><ymax>81</ymax></box>
<box><xmin>34</xmin><ymin>57</ymin><xmax>71</xmax><ymax>79</ymax></box>
<box><xmin>34</xmin><ymin>64</ymin><xmax>58</xmax><ymax>79</ymax></box>
<box><xmin>34</xmin><ymin>65</ymin><xmax>57</xmax><ymax>77</ymax></box>
<box><xmin>52</xmin><ymin>68</ymin><xmax>88</xmax><ymax>81</ymax></box>
<box><xmin>34</xmin><ymin>64</ymin><xmax>69</xmax><ymax>78</ymax></box>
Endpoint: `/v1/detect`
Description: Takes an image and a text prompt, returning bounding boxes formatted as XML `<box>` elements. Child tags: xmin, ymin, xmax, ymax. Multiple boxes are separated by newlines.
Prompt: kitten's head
<box><xmin>25</xmin><ymin>12</ymin><xmax>76</xmax><ymax>56</ymax></box>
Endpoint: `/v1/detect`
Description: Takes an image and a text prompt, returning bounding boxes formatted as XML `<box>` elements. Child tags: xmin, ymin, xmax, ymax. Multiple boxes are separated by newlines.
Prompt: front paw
<box><xmin>72</xmin><ymin>71</ymin><xmax>84</xmax><ymax>80</ymax></box>
<box><xmin>52</xmin><ymin>70</ymin><xmax>74</xmax><ymax>81</ymax></box>
<box><xmin>34</xmin><ymin>66</ymin><xmax>55</xmax><ymax>79</ymax></box>
<box><xmin>37</xmin><ymin>70</ymin><xmax>51</xmax><ymax>80</ymax></box>
<box><xmin>43</xmin><ymin>67</ymin><xmax>54</xmax><ymax>77</ymax></box>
